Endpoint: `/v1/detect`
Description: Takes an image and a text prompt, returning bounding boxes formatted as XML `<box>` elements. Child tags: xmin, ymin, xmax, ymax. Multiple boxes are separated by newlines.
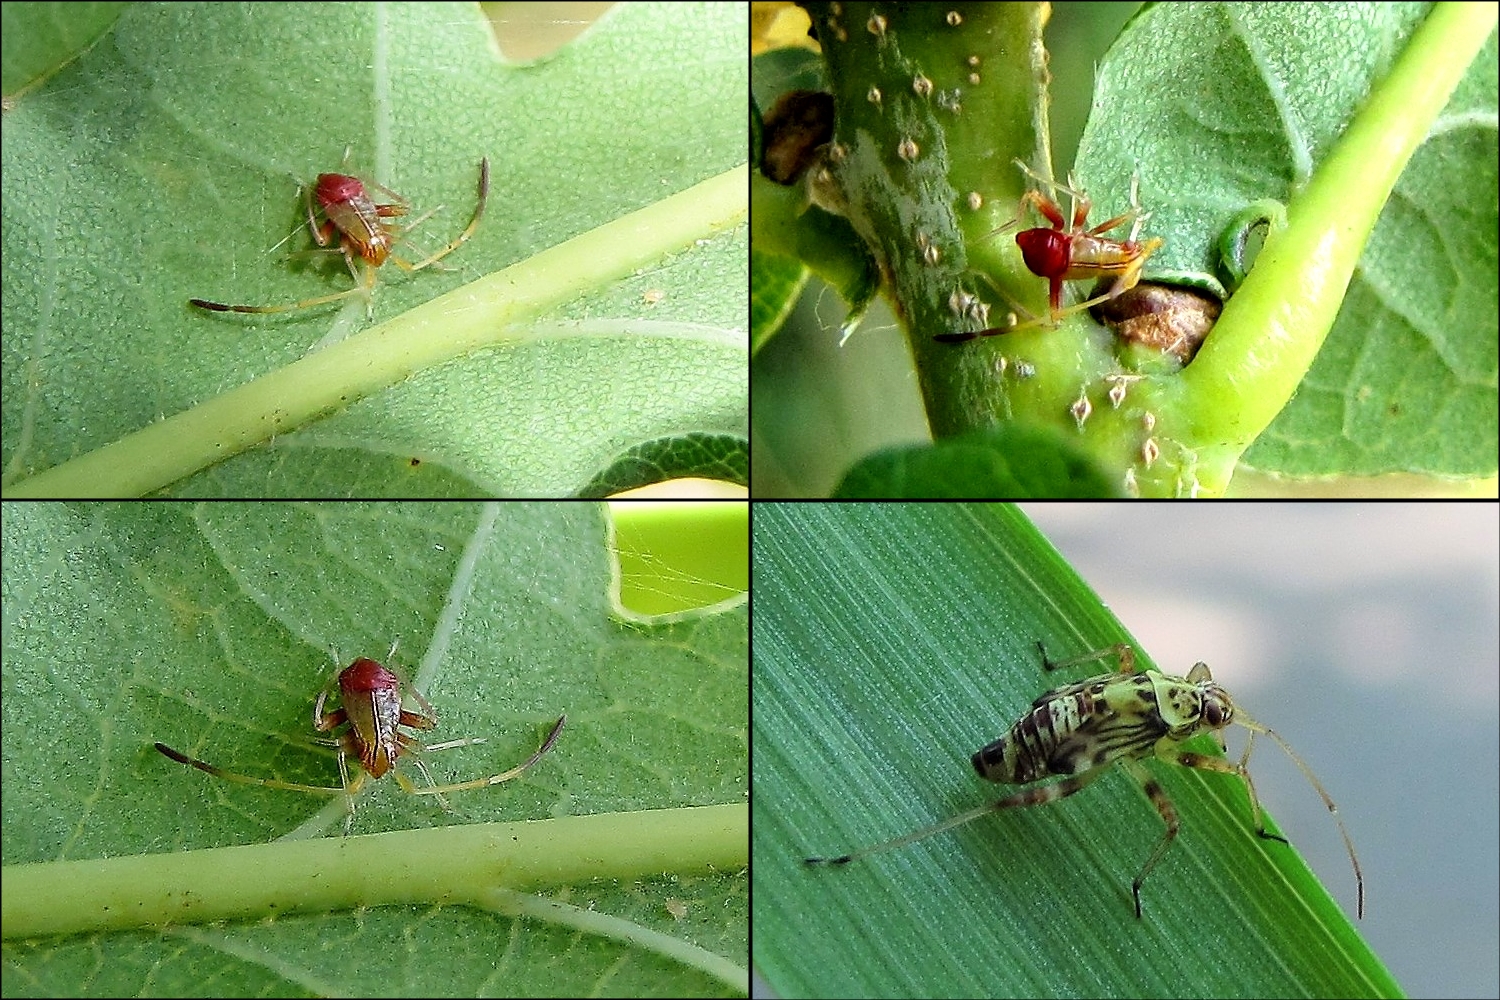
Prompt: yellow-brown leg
<box><xmin>1120</xmin><ymin>757</ymin><xmax>1183</xmax><ymax>918</ymax></box>
<box><xmin>1036</xmin><ymin>640</ymin><xmax>1138</xmax><ymax>676</ymax></box>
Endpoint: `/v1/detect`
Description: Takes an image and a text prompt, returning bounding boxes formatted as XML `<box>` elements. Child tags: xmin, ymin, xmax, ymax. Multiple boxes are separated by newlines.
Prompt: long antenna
<box><xmin>1234</xmin><ymin>713</ymin><xmax>1365</xmax><ymax>919</ymax></box>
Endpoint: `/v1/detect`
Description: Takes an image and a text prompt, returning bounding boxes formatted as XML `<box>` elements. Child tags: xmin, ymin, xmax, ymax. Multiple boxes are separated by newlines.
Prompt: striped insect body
<box><xmin>806</xmin><ymin>641</ymin><xmax>1363</xmax><ymax>920</ymax></box>
<box><xmin>973</xmin><ymin>652</ymin><xmax>1232</xmax><ymax>783</ymax></box>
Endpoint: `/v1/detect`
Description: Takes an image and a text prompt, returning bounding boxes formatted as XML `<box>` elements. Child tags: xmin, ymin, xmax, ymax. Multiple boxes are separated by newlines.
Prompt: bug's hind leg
<box><xmin>805</xmin><ymin>766</ymin><xmax>1110</xmax><ymax>867</ymax></box>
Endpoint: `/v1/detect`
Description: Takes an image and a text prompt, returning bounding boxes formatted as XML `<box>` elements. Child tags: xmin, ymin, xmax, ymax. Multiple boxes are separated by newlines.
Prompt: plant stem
<box><xmin>2</xmin><ymin>804</ymin><xmax>746</xmax><ymax>939</ymax></box>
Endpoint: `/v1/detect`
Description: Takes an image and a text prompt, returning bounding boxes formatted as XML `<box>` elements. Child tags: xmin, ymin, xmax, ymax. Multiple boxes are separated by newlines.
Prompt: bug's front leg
<box><xmin>1163</xmin><ymin>740</ymin><xmax>1289</xmax><ymax>847</ymax></box>
<box><xmin>1128</xmin><ymin>741</ymin><xmax>1295</xmax><ymax>918</ymax></box>
<box><xmin>303</xmin><ymin>184</ymin><xmax>337</xmax><ymax>247</ymax></box>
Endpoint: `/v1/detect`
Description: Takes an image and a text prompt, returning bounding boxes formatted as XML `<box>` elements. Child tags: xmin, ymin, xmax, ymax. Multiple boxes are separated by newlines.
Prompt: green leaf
<box><xmin>580</xmin><ymin>433</ymin><xmax>749</xmax><ymax>498</ymax></box>
<box><xmin>1</xmin><ymin>501</ymin><xmax>747</xmax><ymax>996</ymax></box>
<box><xmin>1</xmin><ymin>3</ymin><xmax>747</xmax><ymax>497</ymax></box>
<box><xmin>833</xmin><ymin>426</ymin><xmax>1119</xmax><ymax>497</ymax></box>
<box><xmin>752</xmin><ymin>503</ymin><xmax>1398</xmax><ymax>997</ymax></box>
<box><xmin>1076</xmin><ymin>2</ymin><xmax>1498</xmax><ymax>486</ymax></box>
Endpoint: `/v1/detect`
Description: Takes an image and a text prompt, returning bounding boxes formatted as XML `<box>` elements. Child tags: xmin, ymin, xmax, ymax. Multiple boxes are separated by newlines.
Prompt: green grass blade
<box><xmin>752</xmin><ymin>503</ymin><xmax>1401</xmax><ymax>998</ymax></box>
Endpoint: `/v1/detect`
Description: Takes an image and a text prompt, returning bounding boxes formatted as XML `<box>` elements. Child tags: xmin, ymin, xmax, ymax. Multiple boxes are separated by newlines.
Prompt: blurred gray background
<box><xmin>1021</xmin><ymin>503</ymin><xmax>1498</xmax><ymax>1000</ymax></box>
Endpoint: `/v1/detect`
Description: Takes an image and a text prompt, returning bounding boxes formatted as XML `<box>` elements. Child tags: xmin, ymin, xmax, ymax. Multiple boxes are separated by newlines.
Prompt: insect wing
<box><xmin>1041</xmin><ymin>673</ymin><xmax>1169</xmax><ymax>775</ymax></box>
<box><xmin>1028</xmin><ymin>671</ymin><xmax>1120</xmax><ymax>708</ymax></box>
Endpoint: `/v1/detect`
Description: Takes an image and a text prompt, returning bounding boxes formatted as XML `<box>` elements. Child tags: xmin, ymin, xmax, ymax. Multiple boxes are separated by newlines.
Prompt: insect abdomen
<box><xmin>971</xmin><ymin>674</ymin><xmax>1164</xmax><ymax>784</ymax></box>
<box><xmin>971</xmin><ymin>684</ymin><xmax>1100</xmax><ymax>784</ymax></box>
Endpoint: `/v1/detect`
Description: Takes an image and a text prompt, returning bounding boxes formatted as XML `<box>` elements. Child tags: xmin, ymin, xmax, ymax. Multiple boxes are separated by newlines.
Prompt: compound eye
<box><xmin>1203</xmin><ymin>699</ymin><xmax>1228</xmax><ymax>727</ymax></box>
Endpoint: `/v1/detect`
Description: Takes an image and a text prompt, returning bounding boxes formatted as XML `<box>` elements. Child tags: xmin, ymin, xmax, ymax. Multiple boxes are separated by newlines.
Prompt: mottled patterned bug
<box><xmin>806</xmin><ymin>641</ymin><xmax>1363</xmax><ymax>919</ymax></box>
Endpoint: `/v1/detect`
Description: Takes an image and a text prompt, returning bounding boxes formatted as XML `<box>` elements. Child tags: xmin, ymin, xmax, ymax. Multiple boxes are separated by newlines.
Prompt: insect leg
<box><xmin>1167</xmin><ymin>724</ymin><xmax>1365</xmax><ymax>918</ymax></box>
<box><xmin>1132</xmin><ymin>735</ymin><xmax>1335</xmax><ymax>918</ymax></box>
<box><xmin>153</xmin><ymin>743</ymin><xmax>347</xmax><ymax>794</ymax></box>
<box><xmin>304</xmin><ymin>183</ymin><xmax>333</xmax><ymax>247</ymax></box>
<box><xmin>394</xmin><ymin>751</ymin><xmax>456</xmax><ymax>813</ymax></box>
<box><xmin>1142</xmin><ymin>741</ymin><xmax>1346</xmax><ymax>917</ymax></box>
<box><xmin>360</xmin><ymin>177</ymin><xmax>412</xmax><ymax>215</ymax></box>
<box><xmin>400</xmin><ymin>158</ymin><xmax>489</xmax><ymax>272</ymax></box>
<box><xmin>407</xmin><ymin>714</ymin><xmax>566</xmax><ymax>796</ymax></box>
<box><xmin>805</xmin><ymin>766</ymin><xmax>1110</xmax><ymax>866</ymax></box>
<box><xmin>1119</xmin><ymin>757</ymin><xmax>1180</xmax><ymax>918</ymax></box>
<box><xmin>390</xmin><ymin>735</ymin><xmax>495</xmax><ymax>815</ymax></box>
<box><xmin>333</xmin><ymin>740</ymin><xmax>363</xmax><ymax>835</ymax></box>
<box><xmin>1036</xmin><ymin>640</ymin><xmax>1137</xmax><ymax>675</ymax></box>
